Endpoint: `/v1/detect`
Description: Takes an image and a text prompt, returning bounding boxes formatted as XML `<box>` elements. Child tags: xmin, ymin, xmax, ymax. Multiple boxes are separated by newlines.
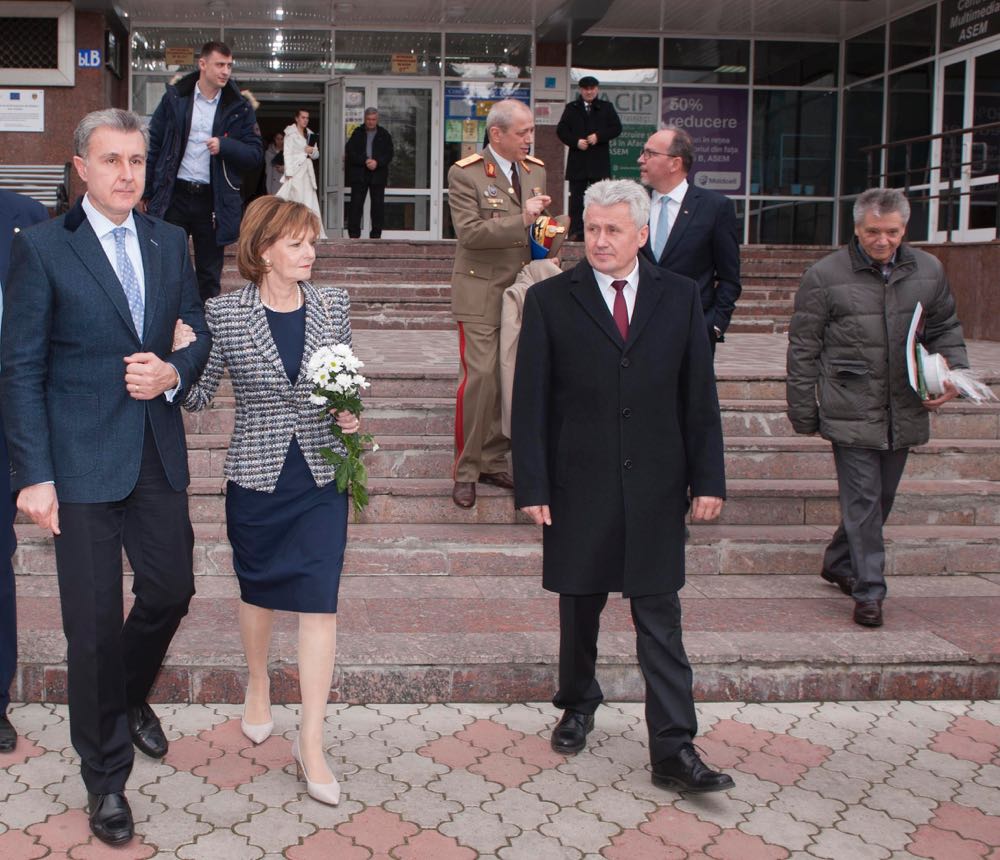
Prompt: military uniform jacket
<box><xmin>448</xmin><ymin>149</ymin><xmax>546</xmax><ymax>325</ymax></box>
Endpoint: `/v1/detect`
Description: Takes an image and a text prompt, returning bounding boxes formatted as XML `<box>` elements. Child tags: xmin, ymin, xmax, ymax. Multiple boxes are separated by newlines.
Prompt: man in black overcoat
<box><xmin>345</xmin><ymin>107</ymin><xmax>394</xmax><ymax>238</ymax></box>
<box><xmin>556</xmin><ymin>76</ymin><xmax>622</xmax><ymax>240</ymax></box>
<box><xmin>512</xmin><ymin>178</ymin><xmax>734</xmax><ymax>793</ymax></box>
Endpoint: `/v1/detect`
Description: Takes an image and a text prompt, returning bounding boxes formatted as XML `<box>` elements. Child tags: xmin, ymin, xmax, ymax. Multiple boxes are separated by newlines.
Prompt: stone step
<box><xmin>180</xmin><ymin>421</ymin><xmax>1000</xmax><ymax>482</ymax></box>
<box><xmin>161</xmin><ymin>476</ymin><xmax>999</xmax><ymax>527</ymax></box>
<box><xmin>15</xmin><ymin>523</ymin><xmax>1000</xmax><ymax>580</ymax></box>
<box><xmin>12</xmin><ymin>571</ymin><xmax>999</xmax><ymax>704</ymax></box>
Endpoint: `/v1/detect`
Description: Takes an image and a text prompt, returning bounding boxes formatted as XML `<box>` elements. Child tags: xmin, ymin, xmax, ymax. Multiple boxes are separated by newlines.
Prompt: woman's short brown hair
<box><xmin>237</xmin><ymin>196</ymin><xmax>322</xmax><ymax>283</ymax></box>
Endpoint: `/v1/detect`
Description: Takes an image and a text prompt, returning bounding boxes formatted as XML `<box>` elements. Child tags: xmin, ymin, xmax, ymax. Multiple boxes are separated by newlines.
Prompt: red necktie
<box><xmin>611</xmin><ymin>279</ymin><xmax>629</xmax><ymax>341</ymax></box>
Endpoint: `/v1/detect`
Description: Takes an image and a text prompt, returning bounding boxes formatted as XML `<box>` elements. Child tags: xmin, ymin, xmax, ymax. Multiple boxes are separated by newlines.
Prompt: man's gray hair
<box><xmin>853</xmin><ymin>187</ymin><xmax>910</xmax><ymax>225</ymax></box>
<box><xmin>485</xmin><ymin>99</ymin><xmax>530</xmax><ymax>133</ymax></box>
<box><xmin>364</xmin><ymin>107</ymin><xmax>378</xmax><ymax>117</ymax></box>
<box><xmin>74</xmin><ymin>108</ymin><xmax>149</xmax><ymax>158</ymax></box>
<box><xmin>583</xmin><ymin>179</ymin><xmax>650</xmax><ymax>230</ymax></box>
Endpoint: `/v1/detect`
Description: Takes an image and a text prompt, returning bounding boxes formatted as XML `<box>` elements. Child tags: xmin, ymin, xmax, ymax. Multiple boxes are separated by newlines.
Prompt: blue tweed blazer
<box><xmin>185</xmin><ymin>280</ymin><xmax>352</xmax><ymax>493</ymax></box>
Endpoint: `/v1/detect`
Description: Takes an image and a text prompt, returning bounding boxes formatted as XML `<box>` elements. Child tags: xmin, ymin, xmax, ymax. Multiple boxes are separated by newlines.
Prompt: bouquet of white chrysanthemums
<box><xmin>306</xmin><ymin>344</ymin><xmax>378</xmax><ymax>518</ymax></box>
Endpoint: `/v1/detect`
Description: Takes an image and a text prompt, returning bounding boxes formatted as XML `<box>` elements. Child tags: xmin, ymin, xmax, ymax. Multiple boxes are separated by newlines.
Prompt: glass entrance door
<box><xmin>333</xmin><ymin>78</ymin><xmax>441</xmax><ymax>239</ymax></box>
<box><xmin>932</xmin><ymin>44</ymin><xmax>1000</xmax><ymax>241</ymax></box>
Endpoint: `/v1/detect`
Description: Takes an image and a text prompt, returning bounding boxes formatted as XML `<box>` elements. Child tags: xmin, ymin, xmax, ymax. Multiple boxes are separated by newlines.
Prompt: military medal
<box><xmin>486</xmin><ymin>184</ymin><xmax>498</xmax><ymax>197</ymax></box>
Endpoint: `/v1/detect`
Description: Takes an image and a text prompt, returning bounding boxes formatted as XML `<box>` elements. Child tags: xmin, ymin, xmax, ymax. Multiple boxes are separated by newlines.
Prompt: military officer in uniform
<box><xmin>448</xmin><ymin>99</ymin><xmax>551</xmax><ymax>508</ymax></box>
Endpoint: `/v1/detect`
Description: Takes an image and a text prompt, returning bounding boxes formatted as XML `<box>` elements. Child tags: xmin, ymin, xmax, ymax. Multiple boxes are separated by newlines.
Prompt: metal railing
<box><xmin>861</xmin><ymin>120</ymin><xmax>1000</xmax><ymax>241</ymax></box>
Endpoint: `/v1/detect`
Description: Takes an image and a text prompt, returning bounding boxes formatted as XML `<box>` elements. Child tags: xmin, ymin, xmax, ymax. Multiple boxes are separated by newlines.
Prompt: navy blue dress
<box><xmin>225</xmin><ymin>305</ymin><xmax>348</xmax><ymax>613</ymax></box>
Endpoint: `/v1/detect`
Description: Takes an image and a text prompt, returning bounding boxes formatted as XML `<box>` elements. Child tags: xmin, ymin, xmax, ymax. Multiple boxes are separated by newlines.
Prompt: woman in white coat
<box><xmin>277</xmin><ymin>109</ymin><xmax>327</xmax><ymax>238</ymax></box>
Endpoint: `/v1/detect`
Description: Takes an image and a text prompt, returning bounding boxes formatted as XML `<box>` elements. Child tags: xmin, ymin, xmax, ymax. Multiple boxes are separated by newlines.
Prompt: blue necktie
<box><xmin>113</xmin><ymin>226</ymin><xmax>144</xmax><ymax>336</ymax></box>
<box><xmin>652</xmin><ymin>196</ymin><xmax>672</xmax><ymax>260</ymax></box>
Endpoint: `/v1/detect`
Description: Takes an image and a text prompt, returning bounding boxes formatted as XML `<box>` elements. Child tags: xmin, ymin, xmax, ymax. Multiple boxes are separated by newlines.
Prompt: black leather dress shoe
<box><xmin>478</xmin><ymin>471</ymin><xmax>514</xmax><ymax>490</ymax></box>
<box><xmin>128</xmin><ymin>703</ymin><xmax>168</xmax><ymax>758</ymax></box>
<box><xmin>853</xmin><ymin>600</ymin><xmax>884</xmax><ymax>627</ymax></box>
<box><xmin>452</xmin><ymin>481</ymin><xmax>476</xmax><ymax>508</ymax></box>
<box><xmin>550</xmin><ymin>710</ymin><xmax>595</xmax><ymax>754</ymax></box>
<box><xmin>87</xmin><ymin>792</ymin><xmax>134</xmax><ymax>845</ymax></box>
<box><xmin>821</xmin><ymin>568</ymin><xmax>857</xmax><ymax>596</ymax></box>
<box><xmin>0</xmin><ymin>712</ymin><xmax>16</xmax><ymax>752</ymax></box>
<box><xmin>652</xmin><ymin>745</ymin><xmax>735</xmax><ymax>793</ymax></box>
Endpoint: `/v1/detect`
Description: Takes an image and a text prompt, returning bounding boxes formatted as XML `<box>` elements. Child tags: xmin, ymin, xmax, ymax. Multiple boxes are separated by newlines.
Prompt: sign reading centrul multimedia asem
<box><xmin>661</xmin><ymin>87</ymin><xmax>748</xmax><ymax>194</ymax></box>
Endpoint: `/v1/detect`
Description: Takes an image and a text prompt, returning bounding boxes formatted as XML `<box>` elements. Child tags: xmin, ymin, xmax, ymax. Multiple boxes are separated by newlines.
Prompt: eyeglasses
<box><xmin>639</xmin><ymin>148</ymin><xmax>675</xmax><ymax>160</ymax></box>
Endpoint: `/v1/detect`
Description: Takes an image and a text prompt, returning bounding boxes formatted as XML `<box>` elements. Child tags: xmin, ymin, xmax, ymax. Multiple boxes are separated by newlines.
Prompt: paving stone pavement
<box><xmin>1</xmin><ymin>700</ymin><xmax>998</xmax><ymax>858</ymax></box>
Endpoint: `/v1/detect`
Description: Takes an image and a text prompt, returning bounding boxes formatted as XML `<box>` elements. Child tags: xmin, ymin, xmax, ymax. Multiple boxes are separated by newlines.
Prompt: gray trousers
<box><xmin>823</xmin><ymin>444</ymin><xmax>910</xmax><ymax>603</ymax></box>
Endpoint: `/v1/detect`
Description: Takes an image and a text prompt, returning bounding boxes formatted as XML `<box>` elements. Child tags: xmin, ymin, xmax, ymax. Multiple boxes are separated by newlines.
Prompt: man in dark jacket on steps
<box><xmin>144</xmin><ymin>41</ymin><xmax>263</xmax><ymax>303</ymax></box>
<box><xmin>557</xmin><ymin>77</ymin><xmax>622</xmax><ymax>240</ymax></box>
<box><xmin>786</xmin><ymin>187</ymin><xmax>969</xmax><ymax>628</ymax></box>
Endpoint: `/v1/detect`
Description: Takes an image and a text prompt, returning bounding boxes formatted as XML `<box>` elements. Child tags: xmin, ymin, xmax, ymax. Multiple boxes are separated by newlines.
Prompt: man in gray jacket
<box><xmin>786</xmin><ymin>188</ymin><xmax>968</xmax><ymax>628</ymax></box>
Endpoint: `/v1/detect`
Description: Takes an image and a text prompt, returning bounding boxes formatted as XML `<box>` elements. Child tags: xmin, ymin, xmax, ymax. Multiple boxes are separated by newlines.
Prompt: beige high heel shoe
<box><xmin>240</xmin><ymin>693</ymin><xmax>273</xmax><ymax>745</ymax></box>
<box><xmin>291</xmin><ymin>734</ymin><xmax>341</xmax><ymax>805</ymax></box>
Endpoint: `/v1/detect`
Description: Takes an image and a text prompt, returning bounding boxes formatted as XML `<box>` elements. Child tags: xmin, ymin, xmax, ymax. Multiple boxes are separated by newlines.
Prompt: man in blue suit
<box><xmin>639</xmin><ymin>126</ymin><xmax>742</xmax><ymax>354</ymax></box>
<box><xmin>0</xmin><ymin>109</ymin><xmax>210</xmax><ymax>846</ymax></box>
<box><xmin>0</xmin><ymin>189</ymin><xmax>49</xmax><ymax>753</ymax></box>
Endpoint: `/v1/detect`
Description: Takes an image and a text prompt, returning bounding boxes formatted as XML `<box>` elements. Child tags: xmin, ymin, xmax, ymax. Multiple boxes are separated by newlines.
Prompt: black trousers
<box><xmin>53</xmin><ymin>427</ymin><xmax>195</xmax><ymax>793</ymax></box>
<box><xmin>0</xmin><ymin>419</ymin><xmax>16</xmax><ymax>712</ymax></box>
<box><xmin>348</xmin><ymin>177</ymin><xmax>386</xmax><ymax>238</ymax></box>
<box><xmin>165</xmin><ymin>181</ymin><xmax>226</xmax><ymax>304</ymax></box>
<box><xmin>555</xmin><ymin>591</ymin><xmax>698</xmax><ymax>764</ymax></box>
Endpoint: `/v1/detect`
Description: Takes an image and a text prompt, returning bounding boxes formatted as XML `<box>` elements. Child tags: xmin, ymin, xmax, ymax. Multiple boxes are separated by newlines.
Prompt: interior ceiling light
<box><xmin>275</xmin><ymin>6</ymin><xmax>284</xmax><ymax>19</ymax></box>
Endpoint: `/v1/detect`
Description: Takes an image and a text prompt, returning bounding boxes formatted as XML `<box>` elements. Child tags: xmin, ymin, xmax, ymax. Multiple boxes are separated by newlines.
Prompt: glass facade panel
<box><xmin>225</xmin><ymin>29</ymin><xmax>332</xmax><ymax>76</ymax></box>
<box><xmin>445</xmin><ymin>33</ymin><xmax>531</xmax><ymax>79</ymax></box>
<box><xmin>845</xmin><ymin>25</ymin><xmax>885</xmax><ymax>84</ymax></box>
<box><xmin>335</xmin><ymin>31</ymin><xmax>441</xmax><ymax>76</ymax></box>
<box><xmin>887</xmin><ymin>63</ymin><xmax>933</xmax><ymax>188</ymax></box>
<box><xmin>571</xmin><ymin>35</ymin><xmax>659</xmax><ymax>84</ymax></box>
<box><xmin>662</xmin><ymin>38</ymin><xmax>749</xmax><ymax>84</ymax></box>
<box><xmin>752</xmin><ymin>90</ymin><xmax>837</xmax><ymax>196</ymax></box>
<box><xmin>131</xmin><ymin>27</ymin><xmax>220</xmax><ymax>72</ymax></box>
<box><xmin>972</xmin><ymin>49</ymin><xmax>1000</xmax><ymax>178</ymax></box>
<box><xmin>441</xmin><ymin>82</ymin><xmax>530</xmax><ymax>185</ymax></box>
<box><xmin>842</xmin><ymin>80</ymin><xmax>884</xmax><ymax>194</ymax></box>
<box><xmin>377</xmin><ymin>86</ymin><xmax>433</xmax><ymax>189</ymax></box>
<box><xmin>754</xmin><ymin>41</ymin><xmax>838</xmax><ymax>87</ymax></box>
<box><xmin>889</xmin><ymin>5</ymin><xmax>936</xmax><ymax>70</ymax></box>
<box><xmin>748</xmin><ymin>200</ymin><xmax>833</xmax><ymax>244</ymax></box>
<box><xmin>942</xmin><ymin>61</ymin><xmax>965</xmax><ymax>182</ymax></box>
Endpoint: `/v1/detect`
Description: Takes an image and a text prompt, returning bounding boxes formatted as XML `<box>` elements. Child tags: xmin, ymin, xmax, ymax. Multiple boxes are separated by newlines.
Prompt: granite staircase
<box><xmin>11</xmin><ymin>242</ymin><xmax>1000</xmax><ymax>706</ymax></box>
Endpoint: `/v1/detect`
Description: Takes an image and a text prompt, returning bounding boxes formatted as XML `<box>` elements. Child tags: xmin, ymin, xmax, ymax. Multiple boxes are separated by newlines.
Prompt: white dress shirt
<box><xmin>487</xmin><ymin>145</ymin><xmax>519</xmax><ymax>191</ymax></box>
<box><xmin>83</xmin><ymin>194</ymin><xmax>146</xmax><ymax>290</ymax></box>
<box><xmin>82</xmin><ymin>195</ymin><xmax>180</xmax><ymax>399</ymax></box>
<box><xmin>594</xmin><ymin>259</ymin><xmax>639</xmax><ymax>322</ymax></box>
<box><xmin>177</xmin><ymin>84</ymin><xmax>221</xmax><ymax>184</ymax></box>
<box><xmin>649</xmin><ymin>178</ymin><xmax>688</xmax><ymax>249</ymax></box>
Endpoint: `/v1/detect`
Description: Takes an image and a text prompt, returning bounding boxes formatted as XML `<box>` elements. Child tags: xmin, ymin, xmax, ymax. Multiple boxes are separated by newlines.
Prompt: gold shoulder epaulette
<box><xmin>523</xmin><ymin>155</ymin><xmax>544</xmax><ymax>166</ymax></box>
<box><xmin>455</xmin><ymin>153</ymin><xmax>484</xmax><ymax>168</ymax></box>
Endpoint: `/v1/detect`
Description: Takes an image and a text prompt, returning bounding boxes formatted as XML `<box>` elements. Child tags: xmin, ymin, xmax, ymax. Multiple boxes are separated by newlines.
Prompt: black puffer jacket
<box><xmin>144</xmin><ymin>72</ymin><xmax>262</xmax><ymax>246</ymax></box>
<box><xmin>786</xmin><ymin>240</ymin><xmax>968</xmax><ymax>450</ymax></box>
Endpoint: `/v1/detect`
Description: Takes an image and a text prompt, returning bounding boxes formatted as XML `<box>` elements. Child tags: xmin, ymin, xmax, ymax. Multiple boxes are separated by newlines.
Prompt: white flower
<box><xmin>333</xmin><ymin>372</ymin><xmax>353</xmax><ymax>393</ymax></box>
<box><xmin>371</xmin><ymin>442</ymin><xmax>380</xmax><ymax>452</ymax></box>
<box><xmin>309</xmin><ymin>393</ymin><xmax>327</xmax><ymax>406</ymax></box>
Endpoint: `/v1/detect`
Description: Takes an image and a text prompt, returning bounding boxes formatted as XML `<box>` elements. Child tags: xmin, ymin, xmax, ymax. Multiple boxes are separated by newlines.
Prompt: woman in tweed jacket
<box><xmin>185</xmin><ymin>197</ymin><xmax>356</xmax><ymax>805</ymax></box>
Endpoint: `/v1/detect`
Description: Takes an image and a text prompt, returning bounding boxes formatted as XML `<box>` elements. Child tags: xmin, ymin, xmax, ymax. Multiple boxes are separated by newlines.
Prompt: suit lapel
<box><xmin>484</xmin><ymin>150</ymin><xmax>519</xmax><ymax>206</ymax></box>
<box><xmin>625</xmin><ymin>258</ymin><xmax>667</xmax><ymax>349</ymax></box>
<box><xmin>134</xmin><ymin>213</ymin><xmax>160</xmax><ymax>344</ymax></box>
<box><xmin>568</xmin><ymin>261</ymin><xmax>625</xmax><ymax>349</ymax></box>
<box><xmin>64</xmin><ymin>205</ymin><xmax>141</xmax><ymax>343</ymax></box>
<box><xmin>295</xmin><ymin>282</ymin><xmax>327</xmax><ymax>393</ymax></box>
<box><xmin>245</xmin><ymin>284</ymin><xmax>293</xmax><ymax>389</ymax></box>
<box><xmin>659</xmin><ymin>186</ymin><xmax>701</xmax><ymax>264</ymax></box>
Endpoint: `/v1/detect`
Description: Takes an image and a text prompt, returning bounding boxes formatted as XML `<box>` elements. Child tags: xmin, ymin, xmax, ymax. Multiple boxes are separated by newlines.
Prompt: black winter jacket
<box><xmin>144</xmin><ymin>72</ymin><xmax>262</xmax><ymax>246</ymax></box>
